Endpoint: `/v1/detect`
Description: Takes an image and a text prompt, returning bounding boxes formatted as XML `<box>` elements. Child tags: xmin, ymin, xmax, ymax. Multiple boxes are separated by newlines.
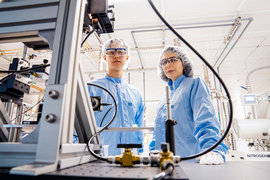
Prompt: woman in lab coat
<box><xmin>149</xmin><ymin>46</ymin><xmax>228</xmax><ymax>165</ymax></box>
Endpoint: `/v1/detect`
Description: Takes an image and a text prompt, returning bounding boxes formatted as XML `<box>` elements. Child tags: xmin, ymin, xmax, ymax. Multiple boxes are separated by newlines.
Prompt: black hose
<box><xmin>81</xmin><ymin>28</ymin><xmax>96</xmax><ymax>47</ymax></box>
<box><xmin>100</xmin><ymin>104</ymin><xmax>113</xmax><ymax>127</ymax></box>
<box><xmin>86</xmin><ymin>83</ymin><xmax>118</xmax><ymax>162</ymax></box>
<box><xmin>147</xmin><ymin>0</ymin><xmax>233</xmax><ymax>161</ymax></box>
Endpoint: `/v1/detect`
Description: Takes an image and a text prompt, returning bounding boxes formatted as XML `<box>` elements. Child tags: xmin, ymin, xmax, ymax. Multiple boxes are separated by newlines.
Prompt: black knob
<box><xmin>117</xmin><ymin>144</ymin><xmax>142</xmax><ymax>148</ymax></box>
<box><xmin>161</xmin><ymin>142</ymin><xmax>169</xmax><ymax>152</ymax></box>
<box><xmin>171</xmin><ymin>120</ymin><xmax>177</xmax><ymax>125</ymax></box>
<box><xmin>43</xmin><ymin>59</ymin><xmax>49</xmax><ymax>64</ymax></box>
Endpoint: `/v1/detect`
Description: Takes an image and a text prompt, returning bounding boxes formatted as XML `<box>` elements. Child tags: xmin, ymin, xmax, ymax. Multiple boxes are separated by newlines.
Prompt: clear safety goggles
<box><xmin>105</xmin><ymin>48</ymin><xmax>127</xmax><ymax>56</ymax></box>
<box><xmin>160</xmin><ymin>56</ymin><xmax>181</xmax><ymax>67</ymax></box>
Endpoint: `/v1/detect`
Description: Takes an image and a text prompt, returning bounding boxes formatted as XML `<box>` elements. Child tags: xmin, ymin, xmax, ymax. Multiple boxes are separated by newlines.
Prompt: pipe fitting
<box><xmin>151</xmin><ymin>154</ymin><xmax>160</xmax><ymax>166</ymax></box>
<box><xmin>173</xmin><ymin>155</ymin><xmax>181</xmax><ymax>163</ymax></box>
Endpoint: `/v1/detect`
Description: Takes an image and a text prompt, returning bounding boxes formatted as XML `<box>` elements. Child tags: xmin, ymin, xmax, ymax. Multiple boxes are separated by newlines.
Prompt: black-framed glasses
<box><xmin>105</xmin><ymin>48</ymin><xmax>127</xmax><ymax>56</ymax></box>
<box><xmin>160</xmin><ymin>56</ymin><xmax>181</xmax><ymax>67</ymax></box>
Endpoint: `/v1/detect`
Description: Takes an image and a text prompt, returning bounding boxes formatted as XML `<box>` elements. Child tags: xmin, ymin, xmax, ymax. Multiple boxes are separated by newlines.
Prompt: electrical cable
<box><xmin>87</xmin><ymin>83</ymin><xmax>118</xmax><ymax>162</ymax></box>
<box><xmin>81</xmin><ymin>28</ymin><xmax>96</xmax><ymax>47</ymax></box>
<box><xmin>0</xmin><ymin>64</ymin><xmax>50</xmax><ymax>74</ymax></box>
<box><xmin>0</xmin><ymin>64</ymin><xmax>50</xmax><ymax>83</ymax></box>
<box><xmin>0</xmin><ymin>72</ymin><xmax>15</xmax><ymax>84</ymax></box>
<box><xmin>100</xmin><ymin>104</ymin><xmax>113</xmax><ymax>127</ymax></box>
<box><xmin>147</xmin><ymin>0</ymin><xmax>233</xmax><ymax>161</ymax></box>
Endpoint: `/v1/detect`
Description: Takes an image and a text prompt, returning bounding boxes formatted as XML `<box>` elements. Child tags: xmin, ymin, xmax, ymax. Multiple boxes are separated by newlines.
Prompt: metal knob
<box><xmin>48</xmin><ymin>90</ymin><xmax>59</xmax><ymax>99</ymax></box>
<box><xmin>45</xmin><ymin>114</ymin><xmax>56</xmax><ymax>123</ymax></box>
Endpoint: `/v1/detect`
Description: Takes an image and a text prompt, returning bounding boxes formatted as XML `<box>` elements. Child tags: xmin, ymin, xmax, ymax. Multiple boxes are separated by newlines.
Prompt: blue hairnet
<box><xmin>157</xmin><ymin>46</ymin><xmax>194</xmax><ymax>82</ymax></box>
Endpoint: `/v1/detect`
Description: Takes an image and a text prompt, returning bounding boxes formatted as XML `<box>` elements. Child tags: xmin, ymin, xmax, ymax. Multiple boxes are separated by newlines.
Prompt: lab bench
<box><xmin>1</xmin><ymin>161</ymin><xmax>270</xmax><ymax>180</ymax></box>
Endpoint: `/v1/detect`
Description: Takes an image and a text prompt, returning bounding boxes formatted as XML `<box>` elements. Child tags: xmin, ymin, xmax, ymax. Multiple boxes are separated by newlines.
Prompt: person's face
<box><xmin>103</xmin><ymin>42</ymin><xmax>129</xmax><ymax>71</ymax></box>
<box><xmin>161</xmin><ymin>52</ymin><xmax>184</xmax><ymax>82</ymax></box>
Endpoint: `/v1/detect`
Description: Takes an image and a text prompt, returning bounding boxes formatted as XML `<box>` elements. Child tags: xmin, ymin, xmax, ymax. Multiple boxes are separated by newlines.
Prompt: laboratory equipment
<box><xmin>231</xmin><ymin>118</ymin><xmax>270</xmax><ymax>161</ymax></box>
<box><xmin>0</xmin><ymin>0</ymin><xmax>110</xmax><ymax>175</ymax></box>
<box><xmin>242</xmin><ymin>94</ymin><xmax>258</xmax><ymax>106</ymax></box>
<box><xmin>0</xmin><ymin>0</ymin><xmax>234</xmax><ymax>179</ymax></box>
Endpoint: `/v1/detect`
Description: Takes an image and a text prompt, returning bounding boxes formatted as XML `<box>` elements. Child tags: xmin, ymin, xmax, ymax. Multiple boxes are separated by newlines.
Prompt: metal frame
<box><xmin>0</xmin><ymin>0</ymin><xmax>99</xmax><ymax>176</ymax></box>
<box><xmin>0</xmin><ymin>100</ymin><xmax>9</xmax><ymax>142</ymax></box>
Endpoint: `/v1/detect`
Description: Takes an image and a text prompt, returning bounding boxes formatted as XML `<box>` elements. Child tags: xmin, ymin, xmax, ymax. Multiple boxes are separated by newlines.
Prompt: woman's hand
<box><xmin>196</xmin><ymin>151</ymin><xmax>224</xmax><ymax>165</ymax></box>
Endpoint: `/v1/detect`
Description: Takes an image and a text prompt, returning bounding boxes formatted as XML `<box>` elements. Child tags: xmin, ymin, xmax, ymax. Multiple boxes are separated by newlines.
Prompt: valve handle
<box><xmin>117</xmin><ymin>144</ymin><xmax>142</xmax><ymax>148</ymax></box>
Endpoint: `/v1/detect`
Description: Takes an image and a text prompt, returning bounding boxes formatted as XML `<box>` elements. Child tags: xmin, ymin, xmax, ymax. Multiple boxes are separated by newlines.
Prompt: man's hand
<box><xmin>196</xmin><ymin>151</ymin><xmax>224</xmax><ymax>165</ymax></box>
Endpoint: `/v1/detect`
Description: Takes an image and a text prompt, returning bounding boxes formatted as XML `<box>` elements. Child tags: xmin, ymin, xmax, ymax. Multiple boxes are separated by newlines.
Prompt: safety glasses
<box><xmin>160</xmin><ymin>56</ymin><xmax>181</xmax><ymax>67</ymax></box>
<box><xmin>105</xmin><ymin>48</ymin><xmax>127</xmax><ymax>56</ymax></box>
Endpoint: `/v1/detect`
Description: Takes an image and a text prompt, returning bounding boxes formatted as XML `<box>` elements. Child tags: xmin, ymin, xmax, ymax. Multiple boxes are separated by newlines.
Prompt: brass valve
<box><xmin>115</xmin><ymin>148</ymin><xmax>140</xmax><ymax>166</ymax></box>
<box><xmin>159</xmin><ymin>143</ymin><xmax>175</xmax><ymax>171</ymax></box>
<box><xmin>114</xmin><ymin>144</ymin><xmax>142</xmax><ymax>167</ymax></box>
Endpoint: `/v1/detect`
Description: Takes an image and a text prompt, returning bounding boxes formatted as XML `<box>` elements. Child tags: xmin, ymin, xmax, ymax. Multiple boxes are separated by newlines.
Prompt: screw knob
<box><xmin>45</xmin><ymin>114</ymin><xmax>56</xmax><ymax>123</ymax></box>
<box><xmin>48</xmin><ymin>90</ymin><xmax>59</xmax><ymax>99</ymax></box>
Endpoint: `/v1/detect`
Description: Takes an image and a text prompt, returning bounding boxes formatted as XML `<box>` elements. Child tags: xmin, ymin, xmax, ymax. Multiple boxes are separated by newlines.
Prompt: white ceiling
<box><xmin>0</xmin><ymin>0</ymin><xmax>270</xmax><ymax>124</ymax></box>
<box><xmin>84</xmin><ymin>0</ymin><xmax>270</xmax><ymax>96</ymax></box>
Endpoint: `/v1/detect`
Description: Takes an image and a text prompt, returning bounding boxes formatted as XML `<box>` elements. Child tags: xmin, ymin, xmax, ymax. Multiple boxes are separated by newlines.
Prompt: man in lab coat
<box><xmin>88</xmin><ymin>37</ymin><xmax>144</xmax><ymax>156</ymax></box>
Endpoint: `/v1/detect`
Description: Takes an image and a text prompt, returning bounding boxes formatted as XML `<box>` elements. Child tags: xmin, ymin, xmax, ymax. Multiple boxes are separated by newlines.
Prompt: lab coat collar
<box><xmin>105</xmin><ymin>73</ymin><xmax>123</xmax><ymax>84</ymax></box>
<box><xmin>168</xmin><ymin>74</ymin><xmax>186</xmax><ymax>91</ymax></box>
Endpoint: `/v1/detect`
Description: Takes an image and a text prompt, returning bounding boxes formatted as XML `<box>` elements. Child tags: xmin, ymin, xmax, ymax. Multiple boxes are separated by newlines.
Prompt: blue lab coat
<box><xmin>88</xmin><ymin>74</ymin><xmax>144</xmax><ymax>156</ymax></box>
<box><xmin>149</xmin><ymin>74</ymin><xmax>228</xmax><ymax>160</ymax></box>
